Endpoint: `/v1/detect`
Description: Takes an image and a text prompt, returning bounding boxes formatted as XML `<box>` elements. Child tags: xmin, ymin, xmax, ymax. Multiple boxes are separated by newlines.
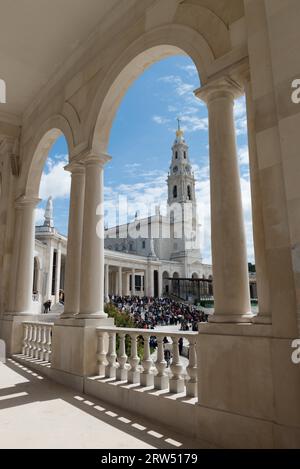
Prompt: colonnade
<box><xmin>103</xmin><ymin>265</ymin><xmax>160</xmax><ymax>299</ymax></box>
<box><xmin>6</xmin><ymin>74</ymin><xmax>270</xmax><ymax>325</ymax></box>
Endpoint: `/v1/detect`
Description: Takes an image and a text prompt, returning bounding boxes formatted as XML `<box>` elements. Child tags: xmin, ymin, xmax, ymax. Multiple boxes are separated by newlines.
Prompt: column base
<box><xmin>252</xmin><ymin>314</ymin><xmax>272</xmax><ymax>325</ymax></box>
<box><xmin>51</xmin><ymin>316</ymin><xmax>114</xmax><ymax>377</ymax></box>
<box><xmin>59</xmin><ymin>312</ymin><xmax>76</xmax><ymax>319</ymax></box>
<box><xmin>0</xmin><ymin>313</ymin><xmax>38</xmax><ymax>355</ymax></box>
<box><xmin>154</xmin><ymin>374</ymin><xmax>169</xmax><ymax>390</ymax></box>
<box><xmin>169</xmin><ymin>377</ymin><xmax>185</xmax><ymax>393</ymax></box>
<box><xmin>116</xmin><ymin>367</ymin><xmax>128</xmax><ymax>381</ymax></box>
<box><xmin>128</xmin><ymin>370</ymin><xmax>140</xmax><ymax>384</ymax></box>
<box><xmin>76</xmin><ymin>312</ymin><xmax>108</xmax><ymax>320</ymax></box>
<box><xmin>197</xmin><ymin>322</ymin><xmax>300</xmax><ymax>447</ymax></box>
<box><xmin>140</xmin><ymin>372</ymin><xmax>154</xmax><ymax>387</ymax></box>
<box><xmin>209</xmin><ymin>312</ymin><xmax>254</xmax><ymax>324</ymax></box>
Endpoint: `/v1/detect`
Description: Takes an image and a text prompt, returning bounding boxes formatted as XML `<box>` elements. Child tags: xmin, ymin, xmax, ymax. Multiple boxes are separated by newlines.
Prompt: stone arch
<box><xmin>192</xmin><ymin>272</ymin><xmax>199</xmax><ymax>279</ymax></box>
<box><xmin>162</xmin><ymin>270</ymin><xmax>170</xmax><ymax>295</ymax></box>
<box><xmin>23</xmin><ymin>115</ymin><xmax>74</xmax><ymax>198</ymax></box>
<box><xmin>86</xmin><ymin>24</ymin><xmax>214</xmax><ymax>154</ymax></box>
<box><xmin>172</xmin><ymin>271</ymin><xmax>180</xmax><ymax>297</ymax></box>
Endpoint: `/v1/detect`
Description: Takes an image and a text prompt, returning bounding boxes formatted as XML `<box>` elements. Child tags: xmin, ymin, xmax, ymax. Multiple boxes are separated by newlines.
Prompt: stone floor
<box><xmin>0</xmin><ymin>359</ymin><xmax>206</xmax><ymax>449</ymax></box>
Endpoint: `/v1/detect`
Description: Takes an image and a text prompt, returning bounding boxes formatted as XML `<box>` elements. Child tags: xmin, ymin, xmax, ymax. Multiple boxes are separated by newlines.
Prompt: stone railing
<box><xmin>22</xmin><ymin>321</ymin><xmax>53</xmax><ymax>363</ymax></box>
<box><xmin>96</xmin><ymin>327</ymin><xmax>198</xmax><ymax>398</ymax></box>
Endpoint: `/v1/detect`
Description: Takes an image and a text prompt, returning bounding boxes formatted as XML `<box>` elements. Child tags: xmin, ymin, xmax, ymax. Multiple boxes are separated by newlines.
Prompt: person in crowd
<box><xmin>43</xmin><ymin>300</ymin><xmax>51</xmax><ymax>314</ymax></box>
<box><xmin>109</xmin><ymin>295</ymin><xmax>208</xmax><ymax>329</ymax></box>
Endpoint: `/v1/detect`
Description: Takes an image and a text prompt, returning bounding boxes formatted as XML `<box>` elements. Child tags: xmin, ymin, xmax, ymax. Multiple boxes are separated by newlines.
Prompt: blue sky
<box><xmin>36</xmin><ymin>55</ymin><xmax>253</xmax><ymax>264</ymax></box>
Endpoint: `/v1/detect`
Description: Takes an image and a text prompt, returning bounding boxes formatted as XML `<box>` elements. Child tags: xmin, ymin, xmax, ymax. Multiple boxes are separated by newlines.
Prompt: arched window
<box><xmin>173</xmin><ymin>185</ymin><xmax>177</xmax><ymax>198</ymax></box>
<box><xmin>187</xmin><ymin>185</ymin><xmax>192</xmax><ymax>200</ymax></box>
<box><xmin>175</xmin><ymin>151</ymin><xmax>178</xmax><ymax>159</ymax></box>
<box><xmin>184</xmin><ymin>151</ymin><xmax>186</xmax><ymax>159</ymax></box>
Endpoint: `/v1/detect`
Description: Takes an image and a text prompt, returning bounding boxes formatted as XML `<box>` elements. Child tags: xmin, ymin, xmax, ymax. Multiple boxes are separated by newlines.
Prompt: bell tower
<box><xmin>167</xmin><ymin>120</ymin><xmax>202</xmax><ymax>269</ymax></box>
<box><xmin>167</xmin><ymin>119</ymin><xmax>196</xmax><ymax>205</ymax></box>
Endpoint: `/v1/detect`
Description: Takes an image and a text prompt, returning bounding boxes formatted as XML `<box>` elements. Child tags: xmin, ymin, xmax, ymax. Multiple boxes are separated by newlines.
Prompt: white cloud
<box><xmin>234</xmin><ymin>97</ymin><xmax>248</xmax><ymax>136</ymax></box>
<box><xmin>178</xmin><ymin>63</ymin><xmax>198</xmax><ymax>77</ymax></box>
<box><xmin>152</xmin><ymin>115</ymin><xmax>170</xmax><ymax>125</ymax></box>
<box><xmin>154</xmin><ymin>73</ymin><xmax>206</xmax><ymax>133</ymax></box>
<box><xmin>159</xmin><ymin>75</ymin><xmax>195</xmax><ymax>98</ymax></box>
<box><xmin>35</xmin><ymin>207</ymin><xmax>45</xmax><ymax>225</ymax></box>
<box><xmin>39</xmin><ymin>154</ymin><xmax>71</xmax><ymax>200</ymax></box>
<box><xmin>238</xmin><ymin>145</ymin><xmax>249</xmax><ymax>166</ymax></box>
<box><xmin>180</xmin><ymin>115</ymin><xmax>208</xmax><ymax>132</ymax></box>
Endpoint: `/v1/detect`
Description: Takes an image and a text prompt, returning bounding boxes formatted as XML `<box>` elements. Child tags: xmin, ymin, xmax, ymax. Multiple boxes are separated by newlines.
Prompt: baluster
<box><xmin>140</xmin><ymin>333</ymin><xmax>154</xmax><ymax>387</ymax></box>
<box><xmin>48</xmin><ymin>326</ymin><xmax>53</xmax><ymax>363</ymax></box>
<box><xmin>186</xmin><ymin>336</ymin><xmax>198</xmax><ymax>397</ymax></box>
<box><xmin>116</xmin><ymin>332</ymin><xmax>128</xmax><ymax>381</ymax></box>
<box><xmin>35</xmin><ymin>325</ymin><xmax>42</xmax><ymax>358</ymax></box>
<box><xmin>105</xmin><ymin>332</ymin><xmax>117</xmax><ymax>378</ymax></box>
<box><xmin>128</xmin><ymin>333</ymin><xmax>140</xmax><ymax>384</ymax></box>
<box><xmin>154</xmin><ymin>335</ymin><xmax>168</xmax><ymax>390</ymax></box>
<box><xmin>169</xmin><ymin>336</ymin><xmax>184</xmax><ymax>393</ymax></box>
<box><xmin>97</xmin><ymin>331</ymin><xmax>107</xmax><ymax>376</ymax></box>
<box><xmin>27</xmin><ymin>324</ymin><xmax>33</xmax><ymax>357</ymax></box>
<box><xmin>22</xmin><ymin>324</ymin><xmax>29</xmax><ymax>355</ymax></box>
<box><xmin>39</xmin><ymin>325</ymin><xmax>46</xmax><ymax>361</ymax></box>
<box><xmin>31</xmin><ymin>325</ymin><xmax>37</xmax><ymax>358</ymax></box>
<box><xmin>45</xmin><ymin>326</ymin><xmax>52</xmax><ymax>362</ymax></box>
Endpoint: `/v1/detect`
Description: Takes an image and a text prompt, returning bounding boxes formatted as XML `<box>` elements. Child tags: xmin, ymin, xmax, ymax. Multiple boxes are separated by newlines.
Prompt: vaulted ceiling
<box><xmin>0</xmin><ymin>0</ymin><xmax>244</xmax><ymax>124</ymax></box>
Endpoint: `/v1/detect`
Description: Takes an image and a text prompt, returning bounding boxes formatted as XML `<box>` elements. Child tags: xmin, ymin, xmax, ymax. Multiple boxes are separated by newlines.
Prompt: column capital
<box><xmin>0</xmin><ymin>135</ymin><xmax>20</xmax><ymax>176</ymax></box>
<box><xmin>15</xmin><ymin>195</ymin><xmax>41</xmax><ymax>209</ymax></box>
<box><xmin>64</xmin><ymin>161</ymin><xmax>85</xmax><ymax>175</ymax></box>
<box><xmin>195</xmin><ymin>76</ymin><xmax>243</xmax><ymax>104</ymax></box>
<box><xmin>83</xmin><ymin>151</ymin><xmax>112</xmax><ymax>168</ymax></box>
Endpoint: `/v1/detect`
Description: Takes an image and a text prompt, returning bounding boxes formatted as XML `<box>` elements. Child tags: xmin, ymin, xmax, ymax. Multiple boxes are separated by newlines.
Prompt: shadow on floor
<box><xmin>0</xmin><ymin>359</ymin><xmax>210</xmax><ymax>449</ymax></box>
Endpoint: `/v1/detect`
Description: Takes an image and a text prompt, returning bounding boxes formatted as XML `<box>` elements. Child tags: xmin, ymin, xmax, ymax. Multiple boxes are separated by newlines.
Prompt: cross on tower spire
<box><xmin>176</xmin><ymin>118</ymin><xmax>184</xmax><ymax>141</ymax></box>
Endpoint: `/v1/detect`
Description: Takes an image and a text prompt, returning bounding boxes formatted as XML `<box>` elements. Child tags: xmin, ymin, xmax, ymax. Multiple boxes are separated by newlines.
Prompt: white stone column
<box><xmin>78</xmin><ymin>153</ymin><xmax>111</xmax><ymax>318</ymax></box>
<box><xmin>104</xmin><ymin>263</ymin><xmax>109</xmax><ymax>302</ymax></box>
<box><xmin>158</xmin><ymin>268</ymin><xmax>162</xmax><ymax>298</ymax></box>
<box><xmin>147</xmin><ymin>265</ymin><xmax>154</xmax><ymax>297</ymax></box>
<box><xmin>55</xmin><ymin>243</ymin><xmax>62</xmax><ymax>303</ymax></box>
<box><xmin>62</xmin><ymin>163</ymin><xmax>85</xmax><ymax>317</ymax></box>
<box><xmin>118</xmin><ymin>266</ymin><xmax>122</xmax><ymax>296</ymax></box>
<box><xmin>13</xmin><ymin>196</ymin><xmax>40</xmax><ymax>314</ymax></box>
<box><xmin>126</xmin><ymin>273</ymin><xmax>130</xmax><ymax>295</ymax></box>
<box><xmin>196</xmin><ymin>77</ymin><xmax>252</xmax><ymax>322</ymax></box>
<box><xmin>244</xmin><ymin>77</ymin><xmax>272</xmax><ymax>324</ymax></box>
<box><xmin>131</xmin><ymin>268</ymin><xmax>135</xmax><ymax>296</ymax></box>
<box><xmin>46</xmin><ymin>246</ymin><xmax>54</xmax><ymax>301</ymax></box>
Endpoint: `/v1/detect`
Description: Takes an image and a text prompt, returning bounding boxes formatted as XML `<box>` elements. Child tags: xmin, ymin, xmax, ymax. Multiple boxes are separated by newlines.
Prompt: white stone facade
<box><xmin>104</xmin><ymin>128</ymin><xmax>212</xmax><ymax>297</ymax></box>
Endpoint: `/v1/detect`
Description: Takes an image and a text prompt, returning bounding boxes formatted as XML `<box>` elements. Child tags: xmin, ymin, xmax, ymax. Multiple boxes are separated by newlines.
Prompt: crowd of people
<box><xmin>109</xmin><ymin>295</ymin><xmax>208</xmax><ymax>330</ymax></box>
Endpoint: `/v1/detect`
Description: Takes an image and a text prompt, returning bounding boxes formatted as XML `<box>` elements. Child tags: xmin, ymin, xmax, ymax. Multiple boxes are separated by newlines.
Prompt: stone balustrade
<box><xmin>96</xmin><ymin>327</ymin><xmax>198</xmax><ymax>398</ymax></box>
<box><xmin>22</xmin><ymin>321</ymin><xmax>53</xmax><ymax>363</ymax></box>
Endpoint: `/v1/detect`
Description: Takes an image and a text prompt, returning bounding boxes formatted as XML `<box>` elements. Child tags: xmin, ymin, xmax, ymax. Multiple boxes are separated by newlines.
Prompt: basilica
<box><xmin>33</xmin><ymin>127</ymin><xmax>213</xmax><ymax>313</ymax></box>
